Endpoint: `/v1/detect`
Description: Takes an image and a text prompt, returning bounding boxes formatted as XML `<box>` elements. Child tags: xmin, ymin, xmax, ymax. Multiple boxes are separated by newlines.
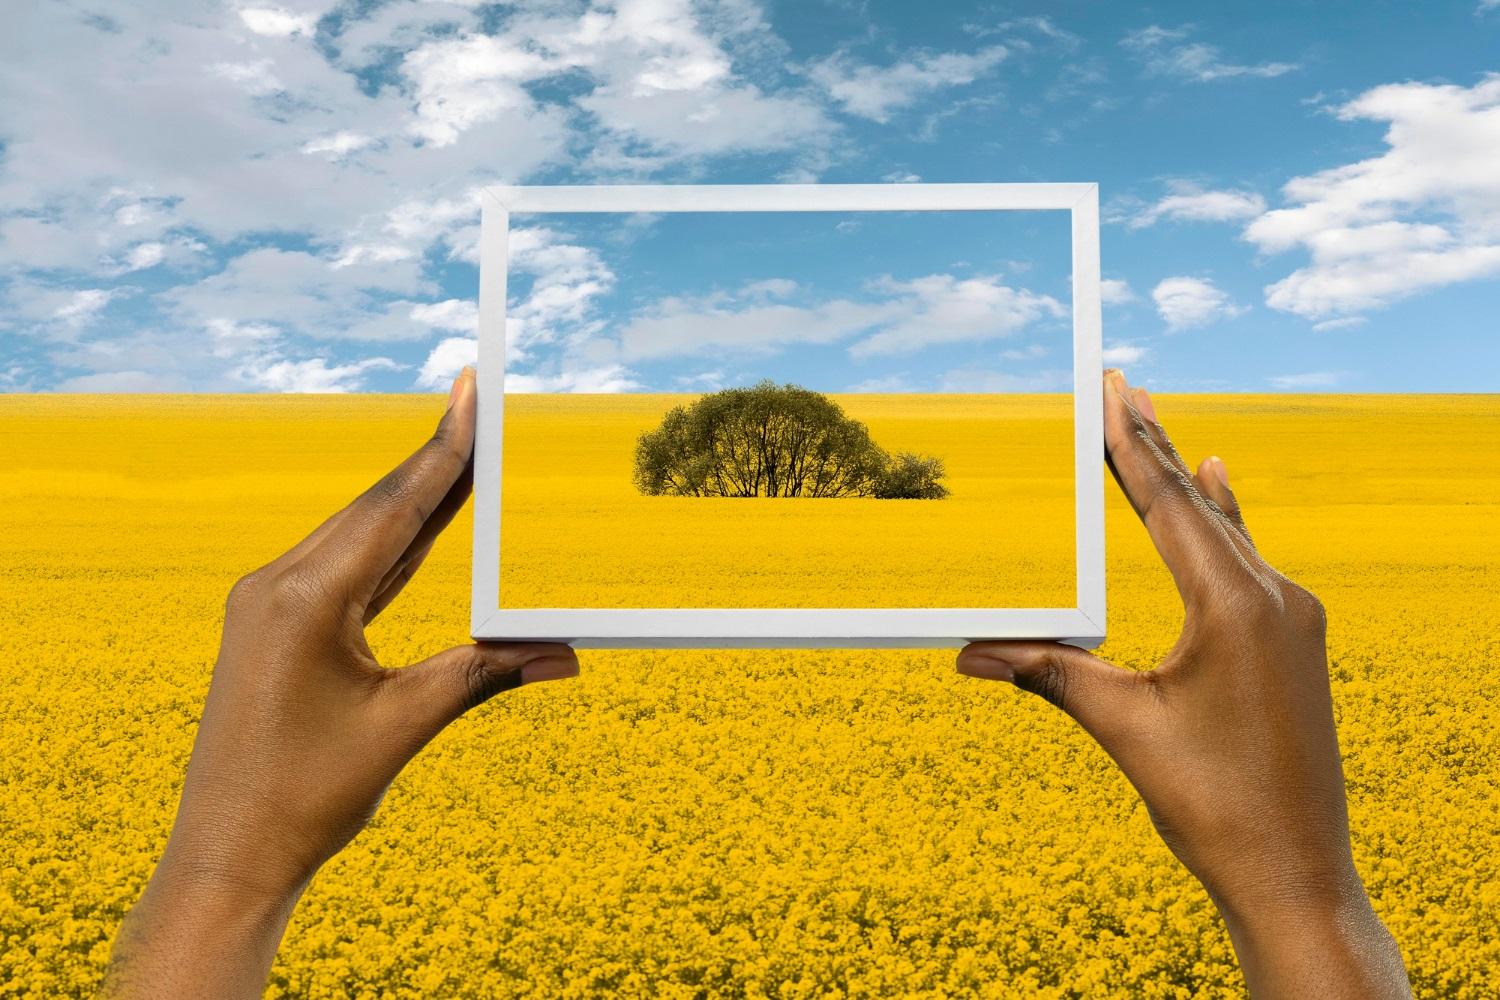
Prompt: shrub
<box><xmin>633</xmin><ymin>381</ymin><xmax>948</xmax><ymax>499</ymax></box>
<box><xmin>874</xmin><ymin>452</ymin><xmax>950</xmax><ymax>500</ymax></box>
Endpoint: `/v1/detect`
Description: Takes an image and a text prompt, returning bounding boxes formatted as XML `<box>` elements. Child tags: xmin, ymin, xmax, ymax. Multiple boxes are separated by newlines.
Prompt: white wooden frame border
<box><xmin>471</xmin><ymin>183</ymin><xmax>1105</xmax><ymax>649</ymax></box>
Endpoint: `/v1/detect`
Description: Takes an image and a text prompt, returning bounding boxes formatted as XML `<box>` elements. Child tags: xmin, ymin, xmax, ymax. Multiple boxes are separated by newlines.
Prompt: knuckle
<box><xmin>1015</xmin><ymin>652</ymin><xmax>1070</xmax><ymax>712</ymax></box>
<box><xmin>427</xmin><ymin>421</ymin><xmax>470</xmax><ymax>468</ymax></box>
<box><xmin>1282</xmin><ymin>581</ymin><xmax>1328</xmax><ymax>632</ymax></box>
<box><xmin>258</xmin><ymin>563</ymin><xmax>332</xmax><ymax>618</ymax></box>
<box><xmin>225</xmin><ymin>568</ymin><xmax>268</xmax><ymax>611</ymax></box>
<box><xmin>459</xmin><ymin>650</ymin><xmax>522</xmax><ymax>711</ymax></box>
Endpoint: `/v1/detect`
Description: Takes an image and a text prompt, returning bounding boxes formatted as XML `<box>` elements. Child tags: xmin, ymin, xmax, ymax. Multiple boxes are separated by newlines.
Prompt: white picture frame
<box><xmin>470</xmin><ymin>183</ymin><xmax>1105</xmax><ymax>649</ymax></box>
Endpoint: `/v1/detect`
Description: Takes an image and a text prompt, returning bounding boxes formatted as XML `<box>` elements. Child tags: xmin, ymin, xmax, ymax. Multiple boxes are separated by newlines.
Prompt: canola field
<box><xmin>501</xmin><ymin>394</ymin><xmax>1075</xmax><ymax>609</ymax></box>
<box><xmin>1</xmin><ymin>393</ymin><xmax>1497</xmax><ymax>998</ymax></box>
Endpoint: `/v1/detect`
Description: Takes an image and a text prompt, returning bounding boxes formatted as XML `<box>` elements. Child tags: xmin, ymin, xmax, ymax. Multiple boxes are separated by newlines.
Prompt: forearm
<box><xmin>1216</xmin><ymin>882</ymin><xmax>1411</xmax><ymax>999</ymax></box>
<box><xmin>102</xmin><ymin>863</ymin><xmax>303</xmax><ymax>1000</ymax></box>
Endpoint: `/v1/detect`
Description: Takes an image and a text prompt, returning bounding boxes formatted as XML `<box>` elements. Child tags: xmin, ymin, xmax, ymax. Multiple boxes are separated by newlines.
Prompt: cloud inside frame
<box><xmin>608</xmin><ymin>274</ymin><xmax>1067</xmax><ymax>362</ymax></box>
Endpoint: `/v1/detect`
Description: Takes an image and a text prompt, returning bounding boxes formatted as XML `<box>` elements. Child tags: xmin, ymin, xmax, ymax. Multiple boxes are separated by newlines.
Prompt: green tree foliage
<box><xmin>634</xmin><ymin>381</ymin><xmax>949</xmax><ymax>499</ymax></box>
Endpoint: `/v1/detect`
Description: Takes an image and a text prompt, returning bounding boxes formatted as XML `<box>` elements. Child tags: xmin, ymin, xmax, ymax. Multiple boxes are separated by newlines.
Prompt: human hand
<box><xmin>957</xmin><ymin>370</ymin><xmax>1409</xmax><ymax>998</ymax></box>
<box><xmin>104</xmin><ymin>367</ymin><xmax>578</xmax><ymax>999</ymax></box>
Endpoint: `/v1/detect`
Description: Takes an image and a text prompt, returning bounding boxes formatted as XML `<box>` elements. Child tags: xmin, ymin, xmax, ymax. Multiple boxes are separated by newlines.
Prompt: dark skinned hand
<box><xmin>103</xmin><ymin>367</ymin><xmax>577</xmax><ymax>999</ymax></box>
<box><xmin>957</xmin><ymin>369</ymin><xmax>1409</xmax><ymax>998</ymax></box>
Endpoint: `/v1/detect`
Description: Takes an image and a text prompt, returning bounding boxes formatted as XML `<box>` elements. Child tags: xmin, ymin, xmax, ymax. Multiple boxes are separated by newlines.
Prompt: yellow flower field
<box><xmin>501</xmin><ymin>394</ymin><xmax>1076</xmax><ymax>609</ymax></box>
<box><xmin>1</xmin><ymin>393</ymin><xmax>1496</xmax><ymax>998</ymax></box>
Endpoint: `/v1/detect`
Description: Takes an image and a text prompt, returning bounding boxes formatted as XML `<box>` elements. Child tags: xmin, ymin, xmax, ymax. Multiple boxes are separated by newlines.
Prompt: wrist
<box><xmin>105</xmin><ymin>859</ymin><xmax>305</xmax><ymax>999</ymax></box>
<box><xmin>1209</xmin><ymin>861</ymin><xmax>1370</xmax><ymax>941</ymax></box>
<box><xmin>1209</xmin><ymin>868</ymin><xmax>1409</xmax><ymax>999</ymax></box>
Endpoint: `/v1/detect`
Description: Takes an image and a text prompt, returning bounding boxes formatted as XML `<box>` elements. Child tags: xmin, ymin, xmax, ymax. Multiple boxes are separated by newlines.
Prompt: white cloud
<box><xmin>811</xmin><ymin>46</ymin><xmax>1008</xmax><ymax>122</ymax></box>
<box><xmin>409</xmin><ymin>298</ymin><xmax>478</xmax><ymax>331</ymax></box>
<box><xmin>1129</xmin><ymin>182</ymin><xmax>1266</xmax><ymax>228</ymax></box>
<box><xmin>1122</xmin><ymin>26</ymin><xmax>1297</xmax><ymax>82</ymax></box>
<box><xmin>612</xmin><ymin>273</ymin><xmax>1064</xmax><ymax>361</ymax></box>
<box><xmin>1479</xmin><ymin>0</ymin><xmax>1500</xmax><ymax>13</ymax></box>
<box><xmin>936</xmin><ymin>368</ymin><xmax>1072</xmax><ymax>392</ymax></box>
<box><xmin>237</xmin><ymin>356</ymin><xmax>402</xmax><ymax>392</ymax></box>
<box><xmin>165</xmin><ymin>247</ymin><xmax>430</xmax><ymax>341</ymax></box>
<box><xmin>0</xmin><ymin>0</ymin><xmax>862</xmax><ymax>390</ymax></box>
<box><xmin>1100</xmin><ymin>278</ymin><xmax>1136</xmax><ymax>305</ymax></box>
<box><xmin>238</xmin><ymin>7</ymin><xmax>319</xmax><ymax>38</ymax></box>
<box><xmin>301</xmin><ymin>131</ymin><xmax>376</xmax><ymax>159</ymax></box>
<box><xmin>54</xmin><ymin>370</ymin><xmax>192</xmax><ymax>392</ymax></box>
<box><xmin>848</xmin><ymin>275</ymin><xmax>1066</xmax><ymax>358</ymax></box>
<box><xmin>506</xmin><ymin>226</ymin><xmax>617</xmax><ymax>361</ymax></box>
<box><xmin>54</xmin><ymin>289</ymin><xmax>119</xmax><ymax>328</ymax></box>
<box><xmin>846</xmin><ymin>375</ymin><xmax>914</xmax><ymax>393</ymax></box>
<box><xmin>1268</xmin><ymin>370</ymin><xmax>1352</xmax><ymax>389</ymax></box>
<box><xmin>1312</xmin><ymin>316</ymin><xmax>1367</xmax><ymax>332</ymax></box>
<box><xmin>416</xmin><ymin>336</ymin><xmax>479</xmax><ymax>390</ymax></box>
<box><xmin>1151</xmin><ymin>276</ymin><xmax>1247</xmax><ymax>330</ymax></box>
<box><xmin>506</xmin><ymin>364</ymin><xmax>642</xmax><ymax>393</ymax></box>
<box><xmin>401</xmin><ymin>34</ymin><xmax>557</xmax><ymax>146</ymax></box>
<box><xmin>120</xmin><ymin>243</ymin><xmax>167</xmax><ymax>273</ymax></box>
<box><xmin>1102</xmin><ymin>342</ymin><xmax>1150</xmax><ymax>365</ymax></box>
<box><xmin>1245</xmin><ymin>75</ymin><xmax>1500</xmax><ymax>320</ymax></box>
<box><xmin>210</xmin><ymin>58</ymin><xmax>285</xmax><ymax>96</ymax></box>
<box><xmin>674</xmin><ymin>369</ymin><xmax>729</xmax><ymax>390</ymax></box>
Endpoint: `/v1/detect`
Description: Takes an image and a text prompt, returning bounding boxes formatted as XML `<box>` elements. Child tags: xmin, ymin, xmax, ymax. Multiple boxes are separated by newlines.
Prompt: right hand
<box><xmin>957</xmin><ymin>369</ymin><xmax>1409</xmax><ymax>997</ymax></box>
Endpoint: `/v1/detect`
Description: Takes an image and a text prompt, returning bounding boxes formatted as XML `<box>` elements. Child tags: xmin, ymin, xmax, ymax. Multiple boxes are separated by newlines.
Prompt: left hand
<box><xmin>104</xmin><ymin>366</ymin><xmax>578</xmax><ymax>999</ymax></box>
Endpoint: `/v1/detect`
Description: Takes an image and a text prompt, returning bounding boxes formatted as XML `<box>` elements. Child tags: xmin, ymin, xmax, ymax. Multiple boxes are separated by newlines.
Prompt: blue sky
<box><xmin>2</xmin><ymin>0</ymin><xmax>1499</xmax><ymax>393</ymax></box>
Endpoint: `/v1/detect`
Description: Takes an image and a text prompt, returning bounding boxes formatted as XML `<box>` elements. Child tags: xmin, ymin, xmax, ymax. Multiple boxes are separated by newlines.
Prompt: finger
<box><xmin>1132</xmin><ymin>387</ymin><xmax>1192</xmax><ymax>478</ymax></box>
<box><xmin>388</xmin><ymin>643</ymin><xmax>580</xmax><ymax>744</ymax></box>
<box><xmin>264</xmin><ymin>377</ymin><xmax>473</xmax><ymax>572</ymax></box>
<box><xmin>957</xmin><ymin>641</ymin><xmax>1143</xmax><ymax>753</ymax></box>
<box><xmin>1193</xmin><ymin>454</ymin><xmax>1253</xmax><ymax>546</ymax></box>
<box><xmin>364</xmin><ymin>538</ymin><xmax>436</xmax><ymax>625</ymax></box>
<box><xmin>313</xmin><ymin>368</ymin><xmax>477</xmax><ymax>600</ymax></box>
<box><xmin>362</xmin><ymin>446</ymin><xmax>474</xmax><ymax>623</ymax></box>
<box><xmin>1103</xmin><ymin>370</ymin><xmax>1245</xmax><ymax>599</ymax></box>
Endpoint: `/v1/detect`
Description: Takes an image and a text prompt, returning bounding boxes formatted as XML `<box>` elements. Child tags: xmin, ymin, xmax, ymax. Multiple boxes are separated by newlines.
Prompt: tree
<box><xmin>873</xmin><ymin>452</ymin><xmax>950</xmax><ymax>500</ymax></box>
<box><xmin>634</xmin><ymin>381</ymin><xmax>948</xmax><ymax>499</ymax></box>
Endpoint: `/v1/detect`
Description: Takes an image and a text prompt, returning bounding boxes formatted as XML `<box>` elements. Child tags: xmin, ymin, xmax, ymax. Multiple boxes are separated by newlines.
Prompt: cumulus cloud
<box><xmin>1151</xmin><ymin>276</ymin><xmax>1247</xmax><ymax>330</ymax></box>
<box><xmin>1100</xmin><ymin>278</ymin><xmax>1137</xmax><ymax>305</ymax></box>
<box><xmin>416</xmin><ymin>336</ymin><xmax>479</xmax><ymax>389</ymax></box>
<box><xmin>936</xmin><ymin>368</ymin><xmax>1072</xmax><ymax>392</ymax></box>
<box><xmin>507</xmin><ymin>227</ymin><xmax>617</xmax><ymax>362</ymax></box>
<box><xmin>1245</xmin><ymin>75</ymin><xmax>1500</xmax><ymax>320</ymax></box>
<box><xmin>1122</xmin><ymin>26</ymin><xmax>1297</xmax><ymax>82</ymax></box>
<box><xmin>1268</xmin><ymin>370</ymin><xmax>1352</xmax><ymax>389</ymax></box>
<box><xmin>238</xmin><ymin>6</ymin><xmax>320</xmax><ymax>38</ymax></box>
<box><xmin>613</xmin><ymin>274</ymin><xmax>1065</xmax><ymax>361</ymax></box>
<box><xmin>811</xmin><ymin>46</ymin><xmax>1008</xmax><ymax>122</ymax></box>
<box><xmin>1102</xmin><ymin>342</ymin><xmax>1149</xmax><ymax>365</ymax></box>
<box><xmin>506</xmin><ymin>364</ymin><xmax>643</xmax><ymax>393</ymax></box>
<box><xmin>237</xmin><ymin>355</ymin><xmax>402</xmax><ymax>392</ymax></box>
<box><xmin>53</xmin><ymin>370</ymin><xmax>193</xmax><ymax>392</ymax></box>
<box><xmin>54</xmin><ymin>289</ymin><xmax>120</xmax><ymax>328</ymax></box>
<box><xmin>1129</xmin><ymin>182</ymin><xmax>1266</xmax><ymax>228</ymax></box>
<box><xmin>0</xmin><ymin>0</ymin><xmax>839</xmax><ymax>390</ymax></box>
<box><xmin>401</xmin><ymin>34</ymin><xmax>558</xmax><ymax>146</ymax></box>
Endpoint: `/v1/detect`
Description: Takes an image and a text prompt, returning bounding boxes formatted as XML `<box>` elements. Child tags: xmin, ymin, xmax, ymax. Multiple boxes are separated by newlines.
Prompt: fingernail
<box><xmin>446</xmin><ymin>366</ymin><xmax>473</xmax><ymax>410</ymax></box>
<box><xmin>1104</xmin><ymin>368</ymin><xmax>1127</xmax><ymax>392</ymax></box>
<box><xmin>1211</xmin><ymin>455</ymin><xmax>1230</xmax><ymax>488</ymax></box>
<box><xmin>521</xmin><ymin>657</ymin><xmax>580</xmax><ymax>685</ymax></box>
<box><xmin>1134</xmin><ymin>387</ymin><xmax>1158</xmax><ymax>423</ymax></box>
<box><xmin>956</xmin><ymin>652</ymin><xmax>1015</xmax><ymax>682</ymax></box>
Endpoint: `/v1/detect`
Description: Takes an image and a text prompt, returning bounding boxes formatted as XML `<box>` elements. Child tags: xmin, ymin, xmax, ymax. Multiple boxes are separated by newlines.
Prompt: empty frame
<box><xmin>470</xmin><ymin>183</ymin><xmax>1104</xmax><ymax>648</ymax></box>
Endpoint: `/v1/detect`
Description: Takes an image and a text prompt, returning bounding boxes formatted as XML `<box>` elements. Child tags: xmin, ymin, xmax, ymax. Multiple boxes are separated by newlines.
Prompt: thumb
<box><xmin>395</xmin><ymin>642</ymin><xmax>580</xmax><ymax>741</ymax></box>
<box><xmin>957</xmin><ymin>641</ymin><xmax>1140</xmax><ymax>748</ymax></box>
